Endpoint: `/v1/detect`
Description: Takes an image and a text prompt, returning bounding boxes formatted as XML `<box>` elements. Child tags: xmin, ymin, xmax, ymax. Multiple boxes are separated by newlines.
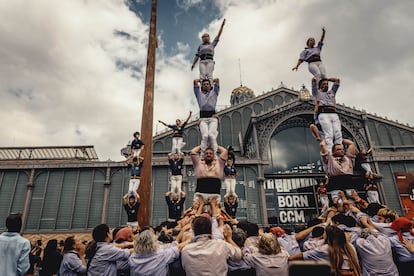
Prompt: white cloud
<box><xmin>176</xmin><ymin>0</ymin><xmax>205</xmax><ymax>11</ymax></box>
<box><xmin>0</xmin><ymin>0</ymin><xmax>149</xmax><ymax>160</ymax></box>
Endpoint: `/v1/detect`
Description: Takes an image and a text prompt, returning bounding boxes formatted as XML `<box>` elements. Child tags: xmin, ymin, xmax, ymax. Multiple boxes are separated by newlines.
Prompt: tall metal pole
<box><xmin>138</xmin><ymin>0</ymin><xmax>157</xmax><ymax>227</ymax></box>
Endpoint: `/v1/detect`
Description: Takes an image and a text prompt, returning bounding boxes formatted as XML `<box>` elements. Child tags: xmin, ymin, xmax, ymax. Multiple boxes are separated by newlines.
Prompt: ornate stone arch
<box><xmin>339</xmin><ymin>113</ymin><xmax>369</xmax><ymax>150</ymax></box>
<box><xmin>254</xmin><ymin>103</ymin><xmax>369</xmax><ymax>161</ymax></box>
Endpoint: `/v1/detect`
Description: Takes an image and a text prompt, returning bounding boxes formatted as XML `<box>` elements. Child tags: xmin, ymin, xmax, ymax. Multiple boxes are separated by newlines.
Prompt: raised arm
<box><xmin>215</xmin><ymin>18</ymin><xmax>226</xmax><ymax>40</ymax></box>
<box><xmin>343</xmin><ymin>139</ymin><xmax>356</xmax><ymax>155</ymax></box>
<box><xmin>295</xmin><ymin>223</ymin><xmax>323</xmax><ymax>241</ymax></box>
<box><xmin>190</xmin><ymin>145</ymin><xmax>201</xmax><ymax>155</ymax></box>
<box><xmin>217</xmin><ymin>145</ymin><xmax>228</xmax><ymax>160</ymax></box>
<box><xmin>158</xmin><ymin>120</ymin><xmax>168</xmax><ymax>126</ymax></box>
<box><xmin>184</xmin><ymin>111</ymin><xmax>192</xmax><ymax>124</ymax></box>
<box><xmin>223</xmin><ymin>224</ymin><xmax>239</xmax><ymax>249</ymax></box>
<box><xmin>320</xmin><ymin>139</ymin><xmax>329</xmax><ymax>154</ymax></box>
<box><xmin>122</xmin><ymin>193</ymin><xmax>128</xmax><ymax>205</ymax></box>
<box><xmin>328</xmin><ymin>77</ymin><xmax>340</xmax><ymax>83</ymax></box>
<box><xmin>320</xmin><ymin>27</ymin><xmax>326</xmax><ymax>42</ymax></box>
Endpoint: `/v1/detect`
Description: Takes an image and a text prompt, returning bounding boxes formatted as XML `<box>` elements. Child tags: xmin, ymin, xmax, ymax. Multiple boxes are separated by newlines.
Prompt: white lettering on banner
<box><xmin>278</xmin><ymin>195</ymin><xmax>309</xmax><ymax>208</ymax></box>
<box><xmin>271</xmin><ymin>180</ymin><xmax>314</xmax><ymax>192</ymax></box>
<box><xmin>279</xmin><ymin>210</ymin><xmax>306</xmax><ymax>223</ymax></box>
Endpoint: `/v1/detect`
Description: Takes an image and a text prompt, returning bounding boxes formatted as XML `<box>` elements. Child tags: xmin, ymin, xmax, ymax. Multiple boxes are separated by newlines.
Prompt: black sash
<box><xmin>196</xmin><ymin>178</ymin><xmax>221</xmax><ymax>194</ymax></box>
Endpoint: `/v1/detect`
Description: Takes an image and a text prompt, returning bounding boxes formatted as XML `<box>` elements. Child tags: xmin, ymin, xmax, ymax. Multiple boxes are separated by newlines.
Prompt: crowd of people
<box><xmin>2</xmin><ymin>200</ymin><xmax>414</xmax><ymax>276</ymax></box>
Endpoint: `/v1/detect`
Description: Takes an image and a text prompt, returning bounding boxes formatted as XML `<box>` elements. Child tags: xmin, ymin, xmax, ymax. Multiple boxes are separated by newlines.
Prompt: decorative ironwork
<box><xmin>0</xmin><ymin>146</ymin><xmax>99</xmax><ymax>161</ymax></box>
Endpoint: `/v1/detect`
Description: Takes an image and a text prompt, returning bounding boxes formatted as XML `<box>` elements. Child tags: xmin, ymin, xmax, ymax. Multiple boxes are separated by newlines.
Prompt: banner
<box><xmin>395</xmin><ymin>173</ymin><xmax>414</xmax><ymax>219</ymax></box>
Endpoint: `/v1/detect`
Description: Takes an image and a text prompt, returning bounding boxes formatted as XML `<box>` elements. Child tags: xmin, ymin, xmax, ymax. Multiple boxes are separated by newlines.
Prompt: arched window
<box><xmin>232</xmin><ymin>112</ymin><xmax>242</xmax><ymax>146</ymax></box>
<box><xmin>253</xmin><ymin>103</ymin><xmax>263</xmax><ymax>115</ymax></box>
<box><xmin>220</xmin><ymin>115</ymin><xmax>232</xmax><ymax>146</ymax></box>
<box><xmin>266</xmin><ymin>127</ymin><xmax>322</xmax><ymax>174</ymax></box>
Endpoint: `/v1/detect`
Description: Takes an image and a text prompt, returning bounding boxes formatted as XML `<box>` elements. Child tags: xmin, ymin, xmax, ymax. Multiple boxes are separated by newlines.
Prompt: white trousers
<box><xmin>172</xmin><ymin>137</ymin><xmax>185</xmax><ymax>154</ymax></box>
<box><xmin>367</xmin><ymin>190</ymin><xmax>380</xmax><ymax>204</ymax></box>
<box><xmin>320</xmin><ymin>195</ymin><xmax>329</xmax><ymax>209</ymax></box>
<box><xmin>361</xmin><ymin>163</ymin><xmax>372</xmax><ymax>175</ymax></box>
<box><xmin>224</xmin><ymin>178</ymin><xmax>236</xmax><ymax>196</ymax></box>
<box><xmin>170</xmin><ymin>175</ymin><xmax>182</xmax><ymax>194</ymax></box>
<box><xmin>308</xmin><ymin>61</ymin><xmax>326</xmax><ymax>81</ymax></box>
<box><xmin>132</xmin><ymin>148</ymin><xmax>141</xmax><ymax>158</ymax></box>
<box><xmin>199</xmin><ymin>59</ymin><xmax>215</xmax><ymax>84</ymax></box>
<box><xmin>199</xmin><ymin>117</ymin><xmax>218</xmax><ymax>154</ymax></box>
<box><xmin>318</xmin><ymin>113</ymin><xmax>342</xmax><ymax>153</ymax></box>
<box><xmin>129</xmin><ymin>179</ymin><xmax>140</xmax><ymax>193</ymax></box>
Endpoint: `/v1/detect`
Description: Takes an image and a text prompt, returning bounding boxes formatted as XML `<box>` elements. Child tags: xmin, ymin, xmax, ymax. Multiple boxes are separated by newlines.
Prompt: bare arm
<box><xmin>343</xmin><ymin>139</ymin><xmax>356</xmax><ymax>155</ymax></box>
<box><xmin>191</xmin><ymin>146</ymin><xmax>201</xmax><ymax>155</ymax></box>
<box><xmin>292</xmin><ymin>59</ymin><xmax>303</xmax><ymax>71</ymax></box>
<box><xmin>288</xmin><ymin>252</ymin><xmax>304</xmax><ymax>261</ymax></box>
<box><xmin>191</xmin><ymin>56</ymin><xmax>199</xmax><ymax>70</ymax></box>
<box><xmin>158</xmin><ymin>120</ymin><xmax>167</xmax><ymax>126</ymax></box>
<box><xmin>217</xmin><ymin>145</ymin><xmax>228</xmax><ymax>160</ymax></box>
<box><xmin>77</xmin><ymin>245</ymin><xmax>87</xmax><ymax>265</ymax></box>
<box><xmin>223</xmin><ymin>224</ymin><xmax>239</xmax><ymax>248</ymax></box>
<box><xmin>328</xmin><ymin>77</ymin><xmax>340</xmax><ymax>83</ymax></box>
<box><xmin>125</xmin><ymin>155</ymin><xmax>133</xmax><ymax>164</ymax></box>
<box><xmin>215</xmin><ymin>18</ymin><xmax>226</xmax><ymax>40</ymax></box>
<box><xmin>114</xmin><ymin>241</ymin><xmax>134</xmax><ymax>249</ymax></box>
<box><xmin>177</xmin><ymin>234</ymin><xmax>192</xmax><ymax>252</ymax></box>
<box><xmin>320</xmin><ymin>140</ymin><xmax>328</xmax><ymax>154</ymax></box>
<box><xmin>122</xmin><ymin>194</ymin><xmax>128</xmax><ymax>205</ymax></box>
<box><xmin>176</xmin><ymin>221</ymin><xmax>192</xmax><ymax>243</ymax></box>
<box><xmin>320</xmin><ymin>27</ymin><xmax>326</xmax><ymax>42</ymax></box>
<box><xmin>403</xmin><ymin>238</ymin><xmax>414</xmax><ymax>253</ymax></box>
<box><xmin>184</xmin><ymin>111</ymin><xmax>192</xmax><ymax>124</ymax></box>
<box><xmin>295</xmin><ymin>223</ymin><xmax>323</xmax><ymax>241</ymax></box>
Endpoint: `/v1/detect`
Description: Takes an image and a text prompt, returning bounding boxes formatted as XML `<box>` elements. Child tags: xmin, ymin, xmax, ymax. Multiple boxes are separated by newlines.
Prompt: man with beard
<box><xmin>190</xmin><ymin>145</ymin><xmax>227</xmax><ymax>204</ymax></box>
<box><xmin>320</xmin><ymin>138</ymin><xmax>357</xmax><ymax>204</ymax></box>
<box><xmin>312</xmin><ymin>77</ymin><xmax>341</xmax><ymax>153</ymax></box>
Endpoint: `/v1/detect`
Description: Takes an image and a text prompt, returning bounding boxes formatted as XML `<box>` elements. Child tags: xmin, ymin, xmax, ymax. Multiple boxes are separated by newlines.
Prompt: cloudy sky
<box><xmin>1</xmin><ymin>0</ymin><xmax>413</xmax><ymax>161</ymax></box>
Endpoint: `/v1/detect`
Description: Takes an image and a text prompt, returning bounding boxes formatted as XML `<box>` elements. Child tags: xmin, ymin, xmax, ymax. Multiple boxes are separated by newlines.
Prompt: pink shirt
<box><xmin>321</xmin><ymin>151</ymin><xmax>355</xmax><ymax>176</ymax></box>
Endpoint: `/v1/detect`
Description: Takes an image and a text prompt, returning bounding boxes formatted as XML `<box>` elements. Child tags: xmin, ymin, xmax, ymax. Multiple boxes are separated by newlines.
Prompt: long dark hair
<box><xmin>43</xmin><ymin>239</ymin><xmax>58</xmax><ymax>258</ymax></box>
<box><xmin>326</xmin><ymin>226</ymin><xmax>362</xmax><ymax>276</ymax></box>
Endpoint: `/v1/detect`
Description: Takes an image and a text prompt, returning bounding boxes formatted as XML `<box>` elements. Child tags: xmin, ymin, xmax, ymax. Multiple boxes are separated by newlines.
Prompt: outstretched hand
<box><xmin>322</xmin><ymin>26</ymin><xmax>326</xmax><ymax>32</ymax></box>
